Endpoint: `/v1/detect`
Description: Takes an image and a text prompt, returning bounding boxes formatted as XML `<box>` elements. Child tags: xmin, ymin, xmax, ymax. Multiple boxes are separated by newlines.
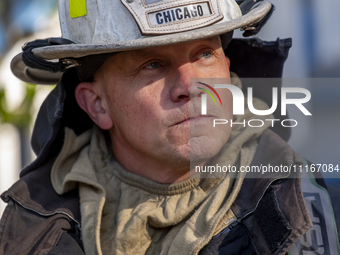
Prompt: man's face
<box><xmin>92</xmin><ymin>36</ymin><xmax>233</xmax><ymax>175</ymax></box>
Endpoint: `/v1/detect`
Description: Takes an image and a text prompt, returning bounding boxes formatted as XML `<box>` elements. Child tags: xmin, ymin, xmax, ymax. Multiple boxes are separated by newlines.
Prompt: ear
<box><xmin>75</xmin><ymin>82</ymin><xmax>113</xmax><ymax>130</ymax></box>
<box><xmin>225</xmin><ymin>56</ymin><xmax>230</xmax><ymax>68</ymax></box>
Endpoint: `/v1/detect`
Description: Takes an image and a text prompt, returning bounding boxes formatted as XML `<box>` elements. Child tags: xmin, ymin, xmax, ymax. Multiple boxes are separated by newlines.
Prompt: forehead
<box><xmin>94</xmin><ymin>35</ymin><xmax>222</xmax><ymax>79</ymax></box>
<box><xmin>130</xmin><ymin>36</ymin><xmax>222</xmax><ymax>58</ymax></box>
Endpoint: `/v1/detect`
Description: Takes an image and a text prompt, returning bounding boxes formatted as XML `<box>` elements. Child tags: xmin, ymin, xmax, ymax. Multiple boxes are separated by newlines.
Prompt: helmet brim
<box><xmin>11</xmin><ymin>1</ymin><xmax>272</xmax><ymax>85</ymax></box>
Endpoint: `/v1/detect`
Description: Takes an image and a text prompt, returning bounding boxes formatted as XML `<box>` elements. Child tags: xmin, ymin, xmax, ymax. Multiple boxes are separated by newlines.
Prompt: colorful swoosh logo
<box><xmin>196</xmin><ymin>82</ymin><xmax>222</xmax><ymax>106</ymax></box>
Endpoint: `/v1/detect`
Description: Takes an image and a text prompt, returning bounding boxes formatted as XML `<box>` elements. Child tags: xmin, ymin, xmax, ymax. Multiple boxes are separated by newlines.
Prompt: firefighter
<box><xmin>1</xmin><ymin>0</ymin><xmax>339</xmax><ymax>254</ymax></box>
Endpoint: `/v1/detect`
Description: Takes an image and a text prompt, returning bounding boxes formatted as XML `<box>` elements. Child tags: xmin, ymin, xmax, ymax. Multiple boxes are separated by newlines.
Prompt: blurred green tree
<box><xmin>0</xmin><ymin>84</ymin><xmax>36</xmax><ymax>128</ymax></box>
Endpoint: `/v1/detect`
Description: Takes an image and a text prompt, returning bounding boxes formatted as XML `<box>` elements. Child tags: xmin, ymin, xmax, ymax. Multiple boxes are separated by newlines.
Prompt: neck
<box><xmin>111</xmin><ymin>138</ymin><xmax>192</xmax><ymax>184</ymax></box>
<box><xmin>114</xmin><ymin>149</ymin><xmax>191</xmax><ymax>183</ymax></box>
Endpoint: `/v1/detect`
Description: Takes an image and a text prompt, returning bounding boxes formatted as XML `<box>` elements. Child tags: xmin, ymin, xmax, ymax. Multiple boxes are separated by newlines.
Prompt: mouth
<box><xmin>173</xmin><ymin>115</ymin><xmax>215</xmax><ymax>126</ymax></box>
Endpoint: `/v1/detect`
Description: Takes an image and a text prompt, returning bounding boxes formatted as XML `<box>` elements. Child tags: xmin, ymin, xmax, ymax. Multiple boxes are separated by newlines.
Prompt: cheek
<box><xmin>105</xmin><ymin>82</ymin><xmax>165</xmax><ymax>139</ymax></box>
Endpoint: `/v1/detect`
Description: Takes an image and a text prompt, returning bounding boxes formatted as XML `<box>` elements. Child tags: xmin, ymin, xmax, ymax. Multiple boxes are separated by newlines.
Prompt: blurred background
<box><xmin>0</xmin><ymin>0</ymin><xmax>339</xmax><ymax>215</ymax></box>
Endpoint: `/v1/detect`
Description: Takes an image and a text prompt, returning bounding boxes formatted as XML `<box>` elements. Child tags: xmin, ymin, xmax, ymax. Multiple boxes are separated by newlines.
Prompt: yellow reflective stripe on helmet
<box><xmin>69</xmin><ymin>0</ymin><xmax>87</xmax><ymax>18</ymax></box>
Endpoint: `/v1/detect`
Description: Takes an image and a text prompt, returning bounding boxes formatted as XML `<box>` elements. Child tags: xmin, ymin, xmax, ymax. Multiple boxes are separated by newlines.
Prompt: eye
<box><xmin>198</xmin><ymin>51</ymin><xmax>212</xmax><ymax>59</ymax></box>
<box><xmin>144</xmin><ymin>61</ymin><xmax>161</xmax><ymax>69</ymax></box>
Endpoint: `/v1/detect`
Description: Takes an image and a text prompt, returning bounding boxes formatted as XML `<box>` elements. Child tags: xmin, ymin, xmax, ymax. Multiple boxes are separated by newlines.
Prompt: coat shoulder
<box><xmin>0</xmin><ymin>198</ymin><xmax>84</xmax><ymax>255</ymax></box>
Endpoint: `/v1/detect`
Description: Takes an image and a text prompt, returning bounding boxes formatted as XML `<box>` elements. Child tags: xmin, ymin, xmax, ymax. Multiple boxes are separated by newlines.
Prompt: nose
<box><xmin>170</xmin><ymin>62</ymin><xmax>202</xmax><ymax>102</ymax></box>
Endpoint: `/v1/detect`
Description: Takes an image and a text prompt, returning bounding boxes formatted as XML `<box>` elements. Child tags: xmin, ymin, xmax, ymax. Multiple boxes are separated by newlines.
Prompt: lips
<box><xmin>170</xmin><ymin>100</ymin><xmax>216</xmax><ymax>126</ymax></box>
<box><xmin>173</xmin><ymin>115</ymin><xmax>214</xmax><ymax>126</ymax></box>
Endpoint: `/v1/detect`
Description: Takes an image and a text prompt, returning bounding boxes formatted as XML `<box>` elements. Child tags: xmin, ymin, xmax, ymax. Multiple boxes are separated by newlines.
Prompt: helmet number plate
<box><xmin>121</xmin><ymin>0</ymin><xmax>223</xmax><ymax>34</ymax></box>
<box><xmin>148</xmin><ymin>3</ymin><xmax>211</xmax><ymax>26</ymax></box>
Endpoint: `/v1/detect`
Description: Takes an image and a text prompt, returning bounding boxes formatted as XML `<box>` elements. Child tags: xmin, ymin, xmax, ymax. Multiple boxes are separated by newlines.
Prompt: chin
<box><xmin>189</xmin><ymin>135</ymin><xmax>227</xmax><ymax>166</ymax></box>
<box><xmin>160</xmin><ymin>125</ymin><xmax>230</xmax><ymax>168</ymax></box>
